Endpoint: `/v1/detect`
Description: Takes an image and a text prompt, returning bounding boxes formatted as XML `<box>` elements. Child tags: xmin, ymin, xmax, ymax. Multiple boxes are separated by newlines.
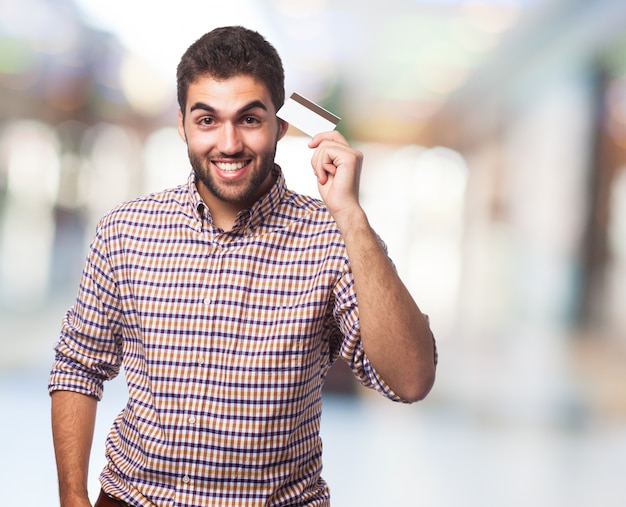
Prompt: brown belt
<box><xmin>95</xmin><ymin>489</ymin><xmax>132</xmax><ymax>507</ymax></box>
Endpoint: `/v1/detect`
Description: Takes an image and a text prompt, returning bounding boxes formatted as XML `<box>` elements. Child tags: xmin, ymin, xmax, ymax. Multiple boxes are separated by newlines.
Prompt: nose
<box><xmin>217</xmin><ymin>122</ymin><xmax>243</xmax><ymax>156</ymax></box>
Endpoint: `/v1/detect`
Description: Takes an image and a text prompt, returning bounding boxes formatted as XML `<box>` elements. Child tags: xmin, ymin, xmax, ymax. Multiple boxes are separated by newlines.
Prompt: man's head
<box><xmin>176</xmin><ymin>27</ymin><xmax>289</xmax><ymax>219</ymax></box>
<box><xmin>177</xmin><ymin>26</ymin><xmax>285</xmax><ymax>119</ymax></box>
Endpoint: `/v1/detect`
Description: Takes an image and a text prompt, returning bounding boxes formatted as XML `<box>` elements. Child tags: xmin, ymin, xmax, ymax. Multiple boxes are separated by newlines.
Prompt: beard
<box><xmin>188</xmin><ymin>146</ymin><xmax>278</xmax><ymax>206</ymax></box>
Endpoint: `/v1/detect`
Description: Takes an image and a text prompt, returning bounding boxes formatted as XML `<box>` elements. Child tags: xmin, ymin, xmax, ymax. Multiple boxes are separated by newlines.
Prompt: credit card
<box><xmin>277</xmin><ymin>92</ymin><xmax>341</xmax><ymax>137</ymax></box>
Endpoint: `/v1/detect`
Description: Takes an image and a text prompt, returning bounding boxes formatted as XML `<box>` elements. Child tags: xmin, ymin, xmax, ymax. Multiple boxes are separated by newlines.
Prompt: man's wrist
<box><xmin>60</xmin><ymin>495</ymin><xmax>92</xmax><ymax>507</ymax></box>
<box><xmin>330</xmin><ymin>205</ymin><xmax>368</xmax><ymax>236</ymax></box>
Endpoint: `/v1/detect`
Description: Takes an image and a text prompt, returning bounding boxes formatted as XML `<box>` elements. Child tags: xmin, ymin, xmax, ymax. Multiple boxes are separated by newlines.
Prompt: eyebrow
<box><xmin>189</xmin><ymin>100</ymin><xmax>269</xmax><ymax>115</ymax></box>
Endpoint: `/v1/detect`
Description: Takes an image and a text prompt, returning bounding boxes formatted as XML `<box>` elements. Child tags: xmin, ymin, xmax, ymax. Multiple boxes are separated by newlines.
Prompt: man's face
<box><xmin>178</xmin><ymin>74</ymin><xmax>288</xmax><ymax>210</ymax></box>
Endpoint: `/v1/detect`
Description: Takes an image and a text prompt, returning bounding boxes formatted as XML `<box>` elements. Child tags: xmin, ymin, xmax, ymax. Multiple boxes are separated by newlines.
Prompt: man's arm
<box><xmin>332</xmin><ymin>207</ymin><xmax>435</xmax><ymax>401</ymax></box>
<box><xmin>51</xmin><ymin>390</ymin><xmax>98</xmax><ymax>507</ymax></box>
<box><xmin>309</xmin><ymin>132</ymin><xmax>436</xmax><ymax>402</ymax></box>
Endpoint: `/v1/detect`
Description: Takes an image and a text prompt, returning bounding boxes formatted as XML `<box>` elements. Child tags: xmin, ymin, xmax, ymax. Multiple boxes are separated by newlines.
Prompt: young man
<box><xmin>49</xmin><ymin>26</ymin><xmax>436</xmax><ymax>507</ymax></box>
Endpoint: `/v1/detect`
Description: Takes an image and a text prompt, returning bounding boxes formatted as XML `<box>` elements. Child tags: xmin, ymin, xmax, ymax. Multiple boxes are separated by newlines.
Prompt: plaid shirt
<box><xmin>49</xmin><ymin>169</ymin><xmax>403</xmax><ymax>506</ymax></box>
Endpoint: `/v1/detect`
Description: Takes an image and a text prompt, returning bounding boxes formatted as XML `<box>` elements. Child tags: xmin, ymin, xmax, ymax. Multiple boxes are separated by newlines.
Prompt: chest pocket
<box><xmin>235</xmin><ymin>292</ymin><xmax>325</xmax><ymax>375</ymax></box>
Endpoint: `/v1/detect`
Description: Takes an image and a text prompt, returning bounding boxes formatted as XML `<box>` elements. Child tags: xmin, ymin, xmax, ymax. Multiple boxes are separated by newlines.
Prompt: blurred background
<box><xmin>1</xmin><ymin>0</ymin><xmax>626</xmax><ymax>505</ymax></box>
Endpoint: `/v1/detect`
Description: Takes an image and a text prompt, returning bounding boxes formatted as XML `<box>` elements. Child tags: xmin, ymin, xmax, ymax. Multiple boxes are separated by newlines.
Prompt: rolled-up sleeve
<box><xmin>332</xmin><ymin>259</ymin><xmax>409</xmax><ymax>403</ymax></box>
<box><xmin>48</xmin><ymin>225</ymin><xmax>123</xmax><ymax>400</ymax></box>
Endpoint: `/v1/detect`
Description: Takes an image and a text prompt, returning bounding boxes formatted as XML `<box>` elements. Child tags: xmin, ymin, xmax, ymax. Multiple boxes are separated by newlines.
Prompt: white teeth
<box><xmin>215</xmin><ymin>161</ymin><xmax>246</xmax><ymax>172</ymax></box>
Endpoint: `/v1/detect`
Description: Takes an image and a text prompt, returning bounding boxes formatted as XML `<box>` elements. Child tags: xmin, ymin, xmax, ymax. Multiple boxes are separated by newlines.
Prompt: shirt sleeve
<box><xmin>332</xmin><ymin>255</ymin><xmax>410</xmax><ymax>404</ymax></box>
<box><xmin>48</xmin><ymin>223</ymin><xmax>123</xmax><ymax>400</ymax></box>
<box><xmin>331</xmin><ymin>233</ymin><xmax>438</xmax><ymax>403</ymax></box>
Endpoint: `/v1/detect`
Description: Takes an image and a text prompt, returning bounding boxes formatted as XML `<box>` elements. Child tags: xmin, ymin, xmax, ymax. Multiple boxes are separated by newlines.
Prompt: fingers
<box><xmin>309</xmin><ymin>131</ymin><xmax>355</xmax><ymax>172</ymax></box>
<box><xmin>308</xmin><ymin>130</ymin><xmax>363</xmax><ymax>190</ymax></box>
<box><xmin>310</xmin><ymin>139</ymin><xmax>342</xmax><ymax>184</ymax></box>
<box><xmin>311</xmin><ymin>148</ymin><xmax>342</xmax><ymax>185</ymax></box>
<box><xmin>308</xmin><ymin>130</ymin><xmax>348</xmax><ymax>149</ymax></box>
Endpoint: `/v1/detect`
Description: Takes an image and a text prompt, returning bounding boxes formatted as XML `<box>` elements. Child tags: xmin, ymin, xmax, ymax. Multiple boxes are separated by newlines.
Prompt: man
<box><xmin>49</xmin><ymin>26</ymin><xmax>436</xmax><ymax>507</ymax></box>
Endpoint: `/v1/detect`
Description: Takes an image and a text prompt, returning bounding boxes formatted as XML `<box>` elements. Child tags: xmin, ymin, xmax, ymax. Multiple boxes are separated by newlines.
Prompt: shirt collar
<box><xmin>186</xmin><ymin>166</ymin><xmax>288</xmax><ymax>232</ymax></box>
<box><xmin>245</xmin><ymin>165</ymin><xmax>287</xmax><ymax>231</ymax></box>
<box><xmin>187</xmin><ymin>172</ymin><xmax>206</xmax><ymax>222</ymax></box>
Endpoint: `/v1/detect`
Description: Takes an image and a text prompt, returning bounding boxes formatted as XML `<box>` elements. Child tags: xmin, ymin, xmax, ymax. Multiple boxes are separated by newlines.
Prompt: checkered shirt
<box><xmin>49</xmin><ymin>169</ymin><xmax>403</xmax><ymax>506</ymax></box>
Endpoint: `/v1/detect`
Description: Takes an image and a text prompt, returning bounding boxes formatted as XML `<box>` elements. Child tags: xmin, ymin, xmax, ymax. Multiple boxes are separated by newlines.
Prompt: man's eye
<box><xmin>200</xmin><ymin>117</ymin><xmax>214</xmax><ymax>125</ymax></box>
<box><xmin>243</xmin><ymin>116</ymin><xmax>259</xmax><ymax>125</ymax></box>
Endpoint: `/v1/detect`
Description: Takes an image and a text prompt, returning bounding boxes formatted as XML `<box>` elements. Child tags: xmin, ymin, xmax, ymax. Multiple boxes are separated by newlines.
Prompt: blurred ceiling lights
<box><xmin>1</xmin><ymin>0</ymin><xmax>551</xmax><ymax>141</ymax></box>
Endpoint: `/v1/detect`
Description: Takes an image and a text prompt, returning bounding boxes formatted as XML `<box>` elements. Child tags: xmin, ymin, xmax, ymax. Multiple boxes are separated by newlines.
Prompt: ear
<box><xmin>277</xmin><ymin>118</ymin><xmax>289</xmax><ymax>141</ymax></box>
<box><xmin>177</xmin><ymin>109</ymin><xmax>187</xmax><ymax>143</ymax></box>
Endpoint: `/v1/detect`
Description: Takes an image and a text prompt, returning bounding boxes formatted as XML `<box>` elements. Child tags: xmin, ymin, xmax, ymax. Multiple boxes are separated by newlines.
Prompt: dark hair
<box><xmin>177</xmin><ymin>26</ymin><xmax>285</xmax><ymax>115</ymax></box>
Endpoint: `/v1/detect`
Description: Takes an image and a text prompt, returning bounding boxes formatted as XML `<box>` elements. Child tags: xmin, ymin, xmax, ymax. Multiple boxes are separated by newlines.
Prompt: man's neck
<box><xmin>196</xmin><ymin>171</ymin><xmax>277</xmax><ymax>232</ymax></box>
<box><xmin>209</xmin><ymin>205</ymin><xmax>240</xmax><ymax>232</ymax></box>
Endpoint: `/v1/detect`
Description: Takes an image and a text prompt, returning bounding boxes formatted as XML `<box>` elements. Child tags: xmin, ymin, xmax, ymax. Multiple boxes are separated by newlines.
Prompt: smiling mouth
<box><xmin>214</xmin><ymin>161</ymin><xmax>249</xmax><ymax>172</ymax></box>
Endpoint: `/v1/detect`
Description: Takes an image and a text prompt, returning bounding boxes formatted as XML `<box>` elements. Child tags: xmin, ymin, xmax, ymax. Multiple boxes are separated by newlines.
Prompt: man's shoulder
<box><xmin>261</xmin><ymin>189</ymin><xmax>346</xmax><ymax>249</ymax></box>
<box><xmin>98</xmin><ymin>183</ymin><xmax>191</xmax><ymax>229</ymax></box>
<box><xmin>273</xmin><ymin>189</ymin><xmax>338</xmax><ymax>231</ymax></box>
<box><xmin>281</xmin><ymin>189</ymin><xmax>330</xmax><ymax>219</ymax></box>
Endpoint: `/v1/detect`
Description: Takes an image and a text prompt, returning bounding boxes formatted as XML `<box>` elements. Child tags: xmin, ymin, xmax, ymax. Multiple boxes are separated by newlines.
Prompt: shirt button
<box><xmin>188</xmin><ymin>416</ymin><xmax>196</xmax><ymax>424</ymax></box>
<box><xmin>182</xmin><ymin>475</ymin><xmax>191</xmax><ymax>484</ymax></box>
<box><xmin>203</xmin><ymin>297</ymin><xmax>211</xmax><ymax>305</ymax></box>
<box><xmin>198</xmin><ymin>356</ymin><xmax>205</xmax><ymax>365</ymax></box>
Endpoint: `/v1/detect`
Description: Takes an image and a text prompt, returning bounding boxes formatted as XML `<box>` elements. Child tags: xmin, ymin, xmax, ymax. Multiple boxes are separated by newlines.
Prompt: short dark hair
<box><xmin>177</xmin><ymin>26</ymin><xmax>285</xmax><ymax>115</ymax></box>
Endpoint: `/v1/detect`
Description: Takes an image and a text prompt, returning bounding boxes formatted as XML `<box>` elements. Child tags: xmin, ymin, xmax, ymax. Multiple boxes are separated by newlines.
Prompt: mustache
<box><xmin>208</xmin><ymin>149</ymin><xmax>250</xmax><ymax>160</ymax></box>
